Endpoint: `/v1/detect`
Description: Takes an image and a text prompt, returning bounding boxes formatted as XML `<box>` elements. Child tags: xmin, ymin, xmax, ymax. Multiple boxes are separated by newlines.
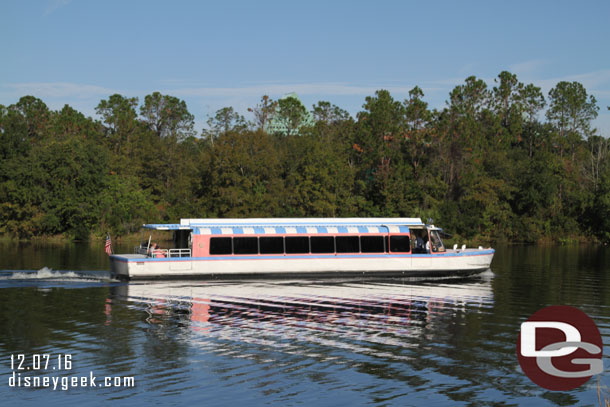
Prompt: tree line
<box><xmin>1</xmin><ymin>71</ymin><xmax>608</xmax><ymax>243</ymax></box>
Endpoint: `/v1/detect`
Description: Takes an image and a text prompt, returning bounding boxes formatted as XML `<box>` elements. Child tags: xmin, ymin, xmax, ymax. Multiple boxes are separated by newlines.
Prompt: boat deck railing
<box><xmin>133</xmin><ymin>247</ymin><xmax>192</xmax><ymax>258</ymax></box>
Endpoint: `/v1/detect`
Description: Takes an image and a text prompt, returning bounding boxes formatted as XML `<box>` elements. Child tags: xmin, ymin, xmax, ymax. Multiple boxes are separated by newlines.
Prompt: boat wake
<box><xmin>0</xmin><ymin>267</ymin><xmax>120</xmax><ymax>287</ymax></box>
<box><xmin>4</xmin><ymin>267</ymin><xmax>80</xmax><ymax>279</ymax></box>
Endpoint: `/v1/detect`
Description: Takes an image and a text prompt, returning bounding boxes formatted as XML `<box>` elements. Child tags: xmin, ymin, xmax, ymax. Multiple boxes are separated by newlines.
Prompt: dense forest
<box><xmin>1</xmin><ymin>71</ymin><xmax>608</xmax><ymax>243</ymax></box>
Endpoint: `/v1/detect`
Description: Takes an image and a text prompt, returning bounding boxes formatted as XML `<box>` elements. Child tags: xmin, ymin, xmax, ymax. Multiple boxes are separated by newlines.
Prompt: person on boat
<box><xmin>150</xmin><ymin>243</ymin><xmax>166</xmax><ymax>258</ymax></box>
<box><xmin>414</xmin><ymin>234</ymin><xmax>425</xmax><ymax>253</ymax></box>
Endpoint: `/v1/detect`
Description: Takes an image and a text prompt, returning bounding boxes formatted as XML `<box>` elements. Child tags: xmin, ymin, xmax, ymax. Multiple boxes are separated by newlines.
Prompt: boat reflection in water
<box><xmin>111</xmin><ymin>272</ymin><xmax>494</xmax><ymax>359</ymax></box>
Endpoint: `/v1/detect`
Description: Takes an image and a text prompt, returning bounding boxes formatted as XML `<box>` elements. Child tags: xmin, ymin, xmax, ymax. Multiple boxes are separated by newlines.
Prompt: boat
<box><xmin>108</xmin><ymin>218</ymin><xmax>494</xmax><ymax>280</ymax></box>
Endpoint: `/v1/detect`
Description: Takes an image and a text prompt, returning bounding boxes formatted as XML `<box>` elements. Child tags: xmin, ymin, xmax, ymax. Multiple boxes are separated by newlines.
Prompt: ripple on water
<box><xmin>1</xmin><ymin>260</ymin><xmax>609</xmax><ymax>406</ymax></box>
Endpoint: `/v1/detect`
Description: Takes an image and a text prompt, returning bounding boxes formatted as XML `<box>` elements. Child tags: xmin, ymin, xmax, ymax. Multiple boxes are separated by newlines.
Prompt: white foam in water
<box><xmin>478</xmin><ymin>269</ymin><xmax>495</xmax><ymax>279</ymax></box>
<box><xmin>8</xmin><ymin>267</ymin><xmax>80</xmax><ymax>280</ymax></box>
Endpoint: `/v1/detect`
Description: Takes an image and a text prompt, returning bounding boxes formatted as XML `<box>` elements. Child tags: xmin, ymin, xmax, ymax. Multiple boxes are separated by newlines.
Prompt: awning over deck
<box><xmin>143</xmin><ymin>224</ymin><xmax>192</xmax><ymax>230</ymax></box>
<box><xmin>144</xmin><ymin>218</ymin><xmax>421</xmax><ymax>236</ymax></box>
<box><xmin>144</xmin><ymin>224</ymin><xmax>410</xmax><ymax>235</ymax></box>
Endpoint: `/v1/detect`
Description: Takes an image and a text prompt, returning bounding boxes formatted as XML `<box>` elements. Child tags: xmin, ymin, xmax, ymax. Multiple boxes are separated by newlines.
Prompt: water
<box><xmin>1</xmin><ymin>242</ymin><xmax>610</xmax><ymax>406</ymax></box>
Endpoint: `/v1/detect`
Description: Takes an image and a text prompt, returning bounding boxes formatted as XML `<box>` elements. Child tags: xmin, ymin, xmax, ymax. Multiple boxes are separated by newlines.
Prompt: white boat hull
<box><xmin>110</xmin><ymin>249</ymin><xmax>494</xmax><ymax>280</ymax></box>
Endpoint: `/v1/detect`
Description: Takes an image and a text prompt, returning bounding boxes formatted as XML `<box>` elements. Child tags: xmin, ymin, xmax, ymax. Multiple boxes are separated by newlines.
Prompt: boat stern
<box><xmin>109</xmin><ymin>254</ymin><xmax>147</xmax><ymax>281</ymax></box>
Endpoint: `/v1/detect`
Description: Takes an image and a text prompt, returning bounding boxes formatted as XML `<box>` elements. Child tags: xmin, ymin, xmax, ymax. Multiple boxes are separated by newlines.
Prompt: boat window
<box><xmin>285</xmin><ymin>236</ymin><xmax>310</xmax><ymax>254</ymax></box>
<box><xmin>429</xmin><ymin>230</ymin><xmax>445</xmax><ymax>253</ymax></box>
<box><xmin>209</xmin><ymin>237</ymin><xmax>232</xmax><ymax>255</ymax></box>
<box><xmin>209</xmin><ymin>232</ymin><xmax>418</xmax><ymax>256</ymax></box>
<box><xmin>390</xmin><ymin>235</ymin><xmax>411</xmax><ymax>253</ymax></box>
<box><xmin>360</xmin><ymin>236</ymin><xmax>384</xmax><ymax>253</ymax></box>
<box><xmin>336</xmin><ymin>236</ymin><xmax>360</xmax><ymax>253</ymax></box>
<box><xmin>310</xmin><ymin>236</ymin><xmax>335</xmax><ymax>253</ymax></box>
<box><xmin>260</xmin><ymin>237</ymin><xmax>284</xmax><ymax>254</ymax></box>
<box><xmin>233</xmin><ymin>237</ymin><xmax>258</xmax><ymax>255</ymax></box>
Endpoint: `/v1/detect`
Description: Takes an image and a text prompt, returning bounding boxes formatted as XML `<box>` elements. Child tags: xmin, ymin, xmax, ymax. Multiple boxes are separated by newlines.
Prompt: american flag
<box><xmin>105</xmin><ymin>233</ymin><xmax>112</xmax><ymax>256</ymax></box>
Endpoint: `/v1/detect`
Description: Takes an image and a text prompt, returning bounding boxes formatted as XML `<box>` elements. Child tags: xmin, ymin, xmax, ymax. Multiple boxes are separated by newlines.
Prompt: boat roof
<box><xmin>143</xmin><ymin>218</ymin><xmax>424</xmax><ymax>235</ymax></box>
<box><xmin>180</xmin><ymin>217</ymin><xmax>423</xmax><ymax>227</ymax></box>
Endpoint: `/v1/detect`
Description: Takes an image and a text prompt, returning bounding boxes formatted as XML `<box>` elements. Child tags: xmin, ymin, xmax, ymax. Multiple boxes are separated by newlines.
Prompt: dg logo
<box><xmin>517</xmin><ymin>305</ymin><xmax>604</xmax><ymax>391</ymax></box>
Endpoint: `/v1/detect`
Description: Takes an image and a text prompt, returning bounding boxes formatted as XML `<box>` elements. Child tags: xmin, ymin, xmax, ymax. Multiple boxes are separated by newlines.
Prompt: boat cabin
<box><xmin>136</xmin><ymin>218</ymin><xmax>446</xmax><ymax>258</ymax></box>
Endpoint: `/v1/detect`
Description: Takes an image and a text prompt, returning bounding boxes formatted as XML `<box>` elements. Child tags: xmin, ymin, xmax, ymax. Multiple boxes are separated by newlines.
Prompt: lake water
<box><xmin>0</xmin><ymin>242</ymin><xmax>609</xmax><ymax>406</ymax></box>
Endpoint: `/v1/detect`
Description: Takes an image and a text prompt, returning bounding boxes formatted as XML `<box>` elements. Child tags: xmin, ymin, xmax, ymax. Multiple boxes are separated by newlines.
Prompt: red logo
<box><xmin>517</xmin><ymin>305</ymin><xmax>603</xmax><ymax>391</ymax></box>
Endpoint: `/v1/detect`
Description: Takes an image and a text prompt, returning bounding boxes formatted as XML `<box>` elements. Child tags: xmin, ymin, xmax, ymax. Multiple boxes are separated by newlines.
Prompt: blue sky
<box><xmin>2</xmin><ymin>0</ymin><xmax>610</xmax><ymax>134</ymax></box>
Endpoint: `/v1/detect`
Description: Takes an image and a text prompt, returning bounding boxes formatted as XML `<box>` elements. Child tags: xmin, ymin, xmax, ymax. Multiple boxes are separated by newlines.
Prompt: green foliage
<box><xmin>203</xmin><ymin>107</ymin><xmax>247</xmax><ymax>141</ymax></box>
<box><xmin>33</xmin><ymin>135</ymin><xmax>108</xmax><ymax>240</ymax></box>
<box><xmin>96</xmin><ymin>94</ymin><xmax>139</xmax><ymax>155</ymax></box>
<box><xmin>198</xmin><ymin>130</ymin><xmax>284</xmax><ymax>217</ymax></box>
<box><xmin>0</xmin><ymin>72</ymin><xmax>606</xmax><ymax>243</ymax></box>
<box><xmin>282</xmin><ymin>129</ymin><xmax>360</xmax><ymax>217</ymax></box>
<box><xmin>274</xmin><ymin>96</ymin><xmax>310</xmax><ymax>135</ymax></box>
<box><xmin>248</xmin><ymin>95</ymin><xmax>277</xmax><ymax>130</ymax></box>
<box><xmin>99</xmin><ymin>176</ymin><xmax>158</xmax><ymax>236</ymax></box>
<box><xmin>547</xmin><ymin>81</ymin><xmax>599</xmax><ymax>139</ymax></box>
<box><xmin>312</xmin><ymin>101</ymin><xmax>351</xmax><ymax>124</ymax></box>
<box><xmin>140</xmin><ymin>92</ymin><xmax>195</xmax><ymax>140</ymax></box>
<box><xmin>587</xmin><ymin>171</ymin><xmax>610</xmax><ymax>242</ymax></box>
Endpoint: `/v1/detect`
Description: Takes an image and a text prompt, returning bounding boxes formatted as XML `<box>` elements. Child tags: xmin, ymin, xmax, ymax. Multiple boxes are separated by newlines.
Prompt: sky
<box><xmin>2</xmin><ymin>0</ymin><xmax>610</xmax><ymax>135</ymax></box>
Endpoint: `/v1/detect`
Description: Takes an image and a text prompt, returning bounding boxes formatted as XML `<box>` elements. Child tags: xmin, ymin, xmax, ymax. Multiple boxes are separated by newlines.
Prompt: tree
<box><xmin>51</xmin><ymin>104</ymin><xmax>103</xmax><ymax>140</ymax></box>
<box><xmin>99</xmin><ymin>175</ymin><xmax>158</xmax><ymax>236</ymax></box>
<box><xmin>198</xmin><ymin>130</ymin><xmax>284</xmax><ymax>216</ymax></box>
<box><xmin>95</xmin><ymin>94</ymin><xmax>139</xmax><ymax>154</ymax></box>
<box><xmin>492</xmin><ymin>71</ymin><xmax>523</xmax><ymax>125</ymax></box>
<box><xmin>436</xmin><ymin>77</ymin><xmax>491</xmax><ymax>200</ymax></box>
<box><xmin>0</xmin><ymin>97</ymin><xmax>50</xmax><ymax>161</ymax></box>
<box><xmin>281</xmin><ymin>128</ymin><xmax>360</xmax><ymax>217</ymax></box>
<box><xmin>29</xmin><ymin>110</ymin><xmax>109</xmax><ymax>239</ymax></box>
<box><xmin>312</xmin><ymin>101</ymin><xmax>350</xmax><ymax>124</ymax></box>
<box><xmin>585</xmin><ymin>135</ymin><xmax>609</xmax><ymax>191</ymax></box>
<box><xmin>585</xmin><ymin>168</ymin><xmax>610</xmax><ymax>243</ymax></box>
<box><xmin>202</xmin><ymin>106</ymin><xmax>247</xmax><ymax>143</ymax></box>
<box><xmin>0</xmin><ymin>105</ymin><xmax>29</xmax><ymax>160</ymax></box>
<box><xmin>11</xmin><ymin>96</ymin><xmax>50</xmax><ymax>142</ymax></box>
<box><xmin>248</xmin><ymin>95</ymin><xmax>277</xmax><ymax>131</ymax></box>
<box><xmin>310</xmin><ymin>101</ymin><xmax>354</xmax><ymax>150</ymax></box>
<box><xmin>403</xmin><ymin>86</ymin><xmax>433</xmax><ymax>177</ymax></box>
<box><xmin>490</xmin><ymin>72</ymin><xmax>546</xmax><ymax>153</ymax></box>
<box><xmin>140</xmin><ymin>92</ymin><xmax>195</xmax><ymax>140</ymax></box>
<box><xmin>274</xmin><ymin>95</ymin><xmax>310</xmax><ymax>135</ymax></box>
<box><xmin>521</xmin><ymin>83</ymin><xmax>545</xmax><ymax>123</ymax></box>
<box><xmin>354</xmin><ymin>89</ymin><xmax>405</xmax><ymax>183</ymax></box>
<box><xmin>547</xmin><ymin>81</ymin><xmax>599</xmax><ymax>140</ymax></box>
<box><xmin>448</xmin><ymin>76</ymin><xmax>490</xmax><ymax>117</ymax></box>
<box><xmin>354</xmin><ymin>90</ymin><xmax>424</xmax><ymax>215</ymax></box>
<box><xmin>357</xmin><ymin>89</ymin><xmax>405</xmax><ymax>141</ymax></box>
